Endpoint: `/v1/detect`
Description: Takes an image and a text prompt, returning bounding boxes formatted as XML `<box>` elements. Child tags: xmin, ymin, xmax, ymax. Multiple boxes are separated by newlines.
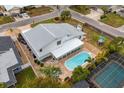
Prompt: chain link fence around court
<box><xmin>88</xmin><ymin>53</ymin><xmax>124</xmax><ymax>88</ymax></box>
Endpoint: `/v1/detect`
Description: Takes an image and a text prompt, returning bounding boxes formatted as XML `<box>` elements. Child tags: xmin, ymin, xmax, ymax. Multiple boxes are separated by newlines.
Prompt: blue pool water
<box><xmin>95</xmin><ymin>62</ymin><xmax>124</xmax><ymax>88</ymax></box>
<box><xmin>64</xmin><ymin>51</ymin><xmax>91</xmax><ymax>71</ymax></box>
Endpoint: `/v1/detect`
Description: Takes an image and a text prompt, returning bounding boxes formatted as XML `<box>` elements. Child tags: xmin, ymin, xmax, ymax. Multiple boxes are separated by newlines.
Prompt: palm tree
<box><xmin>85</xmin><ymin>57</ymin><xmax>96</xmax><ymax>70</ymax></box>
<box><xmin>109</xmin><ymin>37</ymin><xmax>124</xmax><ymax>53</ymax></box>
<box><xmin>85</xmin><ymin>57</ymin><xmax>95</xmax><ymax>63</ymax></box>
<box><xmin>71</xmin><ymin>66</ymin><xmax>90</xmax><ymax>83</ymax></box>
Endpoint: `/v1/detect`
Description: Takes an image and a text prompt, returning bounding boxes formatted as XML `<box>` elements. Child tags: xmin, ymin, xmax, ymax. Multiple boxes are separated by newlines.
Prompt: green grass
<box><xmin>15</xmin><ymin>67</ymin><xmax>36</xmax><ymax>88</ymax></box>
<box><xmin>31</xmin><ymin>18</ymin><xmax>111</xmax><ymax>50</ymax></box>
<box><xmin>31</xmin><ymin>19</ymin><xmax>55</xmax><ymax>27</ymax></box>
<box><xmin>70</xmin><ymin>5</ymin><xmax>90</xmax><ymax>15</ymax></box>
<box><xmin>26</xmin><ymin>6</ymin><xmax>53</xmax><ymax>17</ymax></box>
<box><xmin>100</xmin><ymin>13</ymin><xmax>124</xmax><ymax>27</ymax></box>
<box><xmin>0</xmin><ymin>16</ymin><xmax>14</xmax><ymax>25</ymax></box>
<box><xmin>83</xmin><ymin>25</ymin><xmax>111</xmax><ymax>49</ymax></box>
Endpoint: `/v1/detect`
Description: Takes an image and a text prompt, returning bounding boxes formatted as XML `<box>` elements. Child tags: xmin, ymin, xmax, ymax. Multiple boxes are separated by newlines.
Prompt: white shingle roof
<box><xmin>21</xmin><ymin>23</ymin><xmax>84</xmax><ymax>60</ymax></box>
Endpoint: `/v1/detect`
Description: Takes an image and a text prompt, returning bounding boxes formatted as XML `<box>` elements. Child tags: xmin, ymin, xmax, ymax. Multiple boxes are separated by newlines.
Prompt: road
<box><xmin>70</xmin><ymin>9</ymin><xmax>124</xmax><ymax>38</ymax></box>
<box><xmin>0</xmin><ymin>6</ymin><xmax>124</xmax><ymax>38</ymax></box>
<box><xmin>0</xmin><ymin>10</ymin><xmax>58</xmax><ymax>32</ymax></box>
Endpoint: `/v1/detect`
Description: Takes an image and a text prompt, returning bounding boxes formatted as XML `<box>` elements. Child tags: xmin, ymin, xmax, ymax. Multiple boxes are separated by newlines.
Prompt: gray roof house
<box><xmin>0</xmin><ymin>36</ymin><xmax>22</xmax><ymax>87</ymax></box>
<box><xmin>21</xmin><ymin>23</ymin><xmax>85</xmax><ymax>61</ymax></box>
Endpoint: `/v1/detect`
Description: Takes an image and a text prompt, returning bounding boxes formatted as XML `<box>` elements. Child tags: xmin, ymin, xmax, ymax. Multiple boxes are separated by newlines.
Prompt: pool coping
<box><xmin>91</xmin><ymin>61</ymin><xmax>124</xmax><ymax>88</ymax></box>
<box><xmin>64</xmin><ymin>51</ymin><xmax>92</xmax><ymax>71</ymax></box>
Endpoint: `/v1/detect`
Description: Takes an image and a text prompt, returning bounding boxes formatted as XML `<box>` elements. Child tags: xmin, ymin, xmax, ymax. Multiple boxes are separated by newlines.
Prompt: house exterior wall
<box><xmin>37</xmin><ymin>34</ymin><xmax>83</xmax><ymax>61</ymax></box>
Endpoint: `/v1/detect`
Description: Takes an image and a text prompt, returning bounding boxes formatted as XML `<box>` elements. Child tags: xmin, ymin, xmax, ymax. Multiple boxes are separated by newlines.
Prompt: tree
<box><xmin>60</xmin><ymin>10</ymin><xmax>71</xmax><ymax>21</ymax></box>
<box><xmin>40</xmin><ymin>66</ymin><xmax>62</xmax><ymax>79</ymax></box>
<box><xmin>85</xmin><ymin>57</ymin><xmax>96</xmax><ymax>70</ymax></box>
<box><xmin>108</xmin><ymin>37</ymin><xmax>124</xmax><ymax>53</ymax></box>
<box><xmin>85</xmin><ymin>57</ymin><xmax>94</xmax><ymax>63</ymax></box>
<box><xmin>101</xmin><ymin>6</ymin><xmax>109</xmax><ymax>15</ymax></box>
<box><xmin>22</xmin><ymin>77</ymin><xmax>71</xmax><ymax>88</ymax></box>
<box><xmin>71</xmin><ymin>66</ymin><xmax>90</xmax><ymax>83</ymax></box>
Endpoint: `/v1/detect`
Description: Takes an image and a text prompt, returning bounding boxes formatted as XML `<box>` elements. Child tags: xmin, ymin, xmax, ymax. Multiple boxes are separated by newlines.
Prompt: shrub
<box><xmin>64</xmin><ymin>77</ymin><xmax>70</xmax><ymax>81</ymax></box>
<box><xmin>54</xmin><ymin>17</ymin><xmax>60</xmax><ymax>21</ymax></box>
<box><xmin>100</xmin><ymin>15</ymin><xmax>106</xmax><ymax>19</ymax></box>
<box><xmin>113</xmin><ymin>11</ymin><xmax>116</xmax><ymax>14</ymax></box>
<box><xmin>37</xmin><ymin>60</ymin><xmax>40</xmax><ymax>65</ymax></box>
<box><xmin>34</xmin><ymin>60</ymin><xmax>40</xmax><ymax>65</ymax></box>
<box><xmin>40</xmin><ymin>63</ymin><xmax>44</xmax><ymax>67</ymax></box>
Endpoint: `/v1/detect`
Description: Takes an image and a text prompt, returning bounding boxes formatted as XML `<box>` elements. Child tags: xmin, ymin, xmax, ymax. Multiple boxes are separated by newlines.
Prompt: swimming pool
<box><xmin>64</xmin><ymin>51</ymin><xmax>91</xmax><ymax>71</ymax></box>
<box><xmin>94</xmin><ymin>62</ymin><xmax>124</xmax><ymax>88</ymax></box>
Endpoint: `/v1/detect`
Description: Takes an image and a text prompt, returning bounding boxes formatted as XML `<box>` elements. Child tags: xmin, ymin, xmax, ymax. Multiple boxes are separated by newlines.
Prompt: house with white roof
<box><xmin>0</xmin><ymin>36</ymin><xmax>22</xmax><ymax>87</ymax></box>
<box><xmin>21</xmin><ymin>23</ymin><xmax>85</xmax><ymax>61</ymax></box>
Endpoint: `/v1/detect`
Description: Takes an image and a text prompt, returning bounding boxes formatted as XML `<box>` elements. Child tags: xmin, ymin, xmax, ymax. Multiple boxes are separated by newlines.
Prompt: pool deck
<box><xmin>44</xmin><ymin>40</ymin><xmax>100</xmax><ymax>80</ymax></box>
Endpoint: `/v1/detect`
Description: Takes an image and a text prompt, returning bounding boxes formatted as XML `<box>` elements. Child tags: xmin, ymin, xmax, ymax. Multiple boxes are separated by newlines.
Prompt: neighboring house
<box><xmin>109</xmin><ymin>5</ymin><xmax>123</xmax><ymax>12</ymax></box>
<box><xmin>108</xmin><ymin>5</ymin><xmax>124</xmax><ymax>17</ymax></box>
<box><xmin>8</xmin><ymin>7</ymin><xmax>22</xmax><ymax>16</ymax></box>
<box><xmin>4</xmin><ymin>5</ymin><xmax>28</xmax><ymax>16</ymax></box>
<box><xmin>0</xmin><ymin>5</ymin><xmax>6</xmax><ymax>16</ymax></box>
<box><xmin>4</xmin><ymin>5</ymin><xmax>27</xmax><ymax>11</ymax></box>
<box><xmin>0</xmin><ymin>36</ymin><xmax>22</xmax><ymax>87</ymax></box>
<box><xmin>21</xmin><ymin>23</ymin><xmax>85</xmax><ymax>61</ymax></box>
<box><xmin>116</xmin><ymin>9</ymin><xmax>124</xmax><ymax>17</ymax></box>
<box><xmin>0</xmin><ymin>5</ymin><xmax>6</xmax><ymax>13</ymax></box>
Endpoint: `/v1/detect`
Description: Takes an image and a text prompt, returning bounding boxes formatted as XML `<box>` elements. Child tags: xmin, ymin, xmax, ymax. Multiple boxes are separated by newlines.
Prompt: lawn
<box><xmin>26</xmin><ymin>6</ymin><xmax>53</xmax><ymax>17</ymax></box>
<box><xmin>15</xmin><ymin>67</ymin><xmax>36</xmax><ymax>88</ymax></box>
<box><xmin>100</xmin><ymin>13</ymin><xmax>124</xmax><ymax>27</ymax></box>
<box><xmin>31</xmin><ymin>18</ymin><xmax>111</xmax><ymax>50</ymax></box>
<box><xmin>83</xmin><ymin>25</ymin><xmax>111</xmax><ymax>49</ymax></box>
<box><xmin>0</xmin><ymin>16</ymin><xmax>14</xmax><ymax>25</ymax></box>
<box><xmin>31</xmin><ymin>18</ymin><xmax>55</xmax><ymax>27</ymax></box>
<box><xmin>69</xmin><ymin>5</ymin><xmax>91</xmax><ymax>15</ymax></box>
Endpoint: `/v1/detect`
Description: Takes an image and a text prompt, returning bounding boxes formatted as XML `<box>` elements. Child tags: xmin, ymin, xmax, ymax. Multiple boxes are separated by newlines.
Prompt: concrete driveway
<box><xmin>86</xmin><ymin>9</ymin><xmax>104</xmax><ymax>21</ymax></box>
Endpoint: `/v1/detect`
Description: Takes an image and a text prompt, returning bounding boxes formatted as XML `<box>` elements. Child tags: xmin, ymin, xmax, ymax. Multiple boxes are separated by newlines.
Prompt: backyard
<box><xmin>0</xmin><ymin>16</ymin><xmax>14</xmax><ymax>25</ymax></box>
<box><xmin>100</xmin><ymin>13</ymin><xmax>124</xmax><ymax>27</ymax></box>
<box><xmin>15</xmin><ymin>67</ymin><xmax>36</xmax><ymax>87</ymax></box>
<box><xmin>25</xmin><ymin>6</ymin><xmax>53</xmax><ymax>17</ymax></box>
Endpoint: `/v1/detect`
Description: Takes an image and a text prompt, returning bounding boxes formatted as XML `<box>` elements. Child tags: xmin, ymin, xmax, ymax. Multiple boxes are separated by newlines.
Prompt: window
<box><xmin>39</xmin><ymin>48</ymin><xmax>42</xmax><ymax>52</ymax></box>
<box><xmin>57</xmin><ymin>40</ymin><xmax>61</xmax><ymax>45</ymax></box>
<box><xmin>79</xmin><ymin>36</ymin><xmax>81</xmax><ymax>39</ymax></box>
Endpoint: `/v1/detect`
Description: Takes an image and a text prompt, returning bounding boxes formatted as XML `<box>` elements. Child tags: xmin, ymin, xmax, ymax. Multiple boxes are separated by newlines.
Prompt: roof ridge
<box><xmin>41</xmin><ymin>24</ymin><xmax>57</xmax><ymax>39</ymax></box>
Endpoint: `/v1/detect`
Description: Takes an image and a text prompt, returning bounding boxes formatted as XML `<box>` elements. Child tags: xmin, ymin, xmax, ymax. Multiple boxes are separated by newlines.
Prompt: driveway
<box><xmin>86</xmin><ymin>9</ymin><xmax>103</xmax><ymax>21</ymax></box>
